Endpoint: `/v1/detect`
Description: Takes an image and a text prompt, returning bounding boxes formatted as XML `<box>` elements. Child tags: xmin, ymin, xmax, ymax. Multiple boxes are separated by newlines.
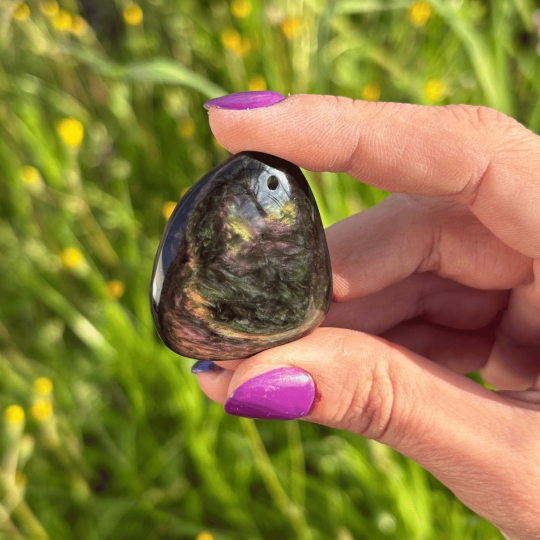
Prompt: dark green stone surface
<box><xmin>150</xmin><ymin>152</ymin><xmax>332</xmax><ymax>361</ymax></box>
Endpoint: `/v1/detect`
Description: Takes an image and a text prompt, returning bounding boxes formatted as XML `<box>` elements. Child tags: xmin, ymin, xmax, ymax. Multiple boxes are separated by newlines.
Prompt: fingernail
<box><xmin>498</xmin><ymin>388</ymin><xmax>540</xmax><ymax>403</ymax></box>
<box><xmin>203</xmin><ymin>91</ymin><xmax>285</xmax><ymax>111</ymax></box>
<box><xmin>191</xmin><ymin>360</ymin><xmax>224</xmax><ymax>374</ymax></box>
<box><xmin>224</xmin><ymin>367</ymin><xmax>315</xmax><ymax>420</ymax></box>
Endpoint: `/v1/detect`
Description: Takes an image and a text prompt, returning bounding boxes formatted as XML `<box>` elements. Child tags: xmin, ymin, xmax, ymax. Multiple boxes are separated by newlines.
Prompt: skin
<box><xmin>196</xmin><ymin>95</ymin><xmax>540</xmax><ymax>540</ymax></box>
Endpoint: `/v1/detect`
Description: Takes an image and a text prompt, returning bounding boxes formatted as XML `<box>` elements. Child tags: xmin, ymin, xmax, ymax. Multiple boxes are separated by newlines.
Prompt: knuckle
<box><xmin>444</xmin><ymin>105</ymin><xmax>536</xmax><ymax>205</ymax></box>
<box><xmin>334</xmin><ymin>352</ymin><xmax>397</xmax><ymax>441</ymax></box>
<box><xmin>444</xmin><ymin>104</ymin><xmax>518</xmax><ymax>135</ymax></box>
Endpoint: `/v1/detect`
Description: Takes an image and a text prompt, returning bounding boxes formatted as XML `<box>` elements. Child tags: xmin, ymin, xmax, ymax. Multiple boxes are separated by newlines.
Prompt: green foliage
<box><xmin>1</xmin><ymin>0</ymin><xmax>538</xmax><ymax>538</ymax></box>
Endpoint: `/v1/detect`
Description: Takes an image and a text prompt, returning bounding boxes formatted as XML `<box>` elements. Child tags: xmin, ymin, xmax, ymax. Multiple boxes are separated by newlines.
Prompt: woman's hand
<box><xmin>197</xmin><ymin>93</ymin><xmax>540</xmax><ymax>540</ymax></box>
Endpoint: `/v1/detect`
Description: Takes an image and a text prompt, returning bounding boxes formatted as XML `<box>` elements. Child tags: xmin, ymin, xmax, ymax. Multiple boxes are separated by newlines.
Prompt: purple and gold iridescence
<box><xmin>150</xmin><ymin>151</ymin><xmax>332</xmax><ymax>362</ymax></box>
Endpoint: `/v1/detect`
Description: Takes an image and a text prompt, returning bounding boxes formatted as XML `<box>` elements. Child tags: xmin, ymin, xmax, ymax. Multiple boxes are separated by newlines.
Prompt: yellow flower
<box><xmin>162</xmin><ymin>201</ymin><xmax>177</xmax><ymax>220</ymax></box>
<box><xmin>13</xmin><ymin>3</ymin><xmax>30</xmax><ymax>21</ymax></box>
<box><xmin>20</xmin><ymin>165</ymin><xmax>40</xmax><ymax>184</ymax></box>
<box><xmin>124</xmin><ymin>4</ymin><xmax>143</xmax><ymax>26</ymax></box>
<box><xmin>362</xmin><ymin>82</ymin><xmax>380</xmax><ymax>102</ymax></box>
<box><xmin>106</xmin><ymin>280</ymin><xmax>125</xmax><ymax>299</ymax></box>
<box><xmin>34</xmin><ymin>377</ymin><xmax>53</xmax><ymax>396</ymax></box>
<box><xmin>52</xmin><ymin>9</ymin><xmax>72</xmax><ymax>30</ymax></box>
<box><xmin>4</xmin><ymin>405</ymin><xmax>25</xmax><ymax>425</ymax></box>
<box><xmin>70</xmin><ymin>15</ymin><xmax>88</xmax><ymax>36</ymax></box>
<box><xmin>239</xmin><ymin>37</ymin><xmax>251</xmax><ymax>56</ymax></box>
<box><xmin>178</xmin><ymin>118</ymin><xmax>195</xmax><ymax>139</ymax></box>
<box><xmin>39</xmin><ymin>1</ymin><xmax>58</xmax><ymax>16</ymax></box>
<box><xmin>280</xmin><ymin>18</ymin><xmax>301</xmax><ymax>38</ymax></box>
<box><xmin>231</xmin><ymin>0</ymin><xmax>251</xmax><ymax>18</ymax></box>
<box><xmin>221</xmin><ymin>28</ymin><xmax>241</xmax><ymax>51</ymax></box>
<box><xmin>196</xmin><ymin>533</ymin><xmax>214</xmax><ymax>540</ymax></box>
<box><xmin>248</xmin><ymin>75</ymin><xmax>266</xmax><ymax>92</ymax></box>
<box><xmin>424</xmin><ymin>79</ymin><xmax>446</xmax><ymax>101</ymax></box>
<box><xmin>409</xmin><ymin>1</ymin><xmax>431</xmax><ymax>27</ymax></box>
<box><xmin>221</xmin><ymin>29</ymin><xmax>251</xmax><ymax>56</ymax></box>
<box><xmin>57</xmin><ymin>118</ymin><xmax>84</xmax><ymax>147</ymax></box>
<box><xmin>31</xmin><ymin>399</ymin><xmax>53</xmax><ymax>422</ymax></box>
<box><xmin>60</xmin><ymin>247</ymin><xmax>84</xmax><ymax>269</ymax></box>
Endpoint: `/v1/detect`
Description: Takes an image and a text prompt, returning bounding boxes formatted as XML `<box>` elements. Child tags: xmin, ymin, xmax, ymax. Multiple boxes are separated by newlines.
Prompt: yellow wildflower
<box><xmin>57</xmin><ymin>118</ymin><xmax>84</xmax><ymax>147</ymax></box>
<box><xmin>21</xmin><ymin>165</ymin><xmax>40</xmax><ymax>184</ymax></box>
<box><xmin>221</xmin><ymin>29</ymin><xmax>251</xmax><ymax>56</ymax></box>
<box><xmin>280</xmin><ymin>18</ymin><xmax>300</xmax><ymax>38</ymax></box>
<box><xmin>221</xmin><ymin>28</ymin><xmax>241</xmax><ymax>51</ymax></box>
<box><xmin>408</xmin><ymin>2</ymin><xmax>431</xmax><ymax>27</ymax></box>
<box><xmin>124</xmin><ymin>4</ymin><xmax>143</xmax><ymax>26</ymax></box>
<box><xmin>52</xmin><ymin>9</ymin><xmax>72</xmax><ymax>30</ymax></box>
<box><xmin>196</xmin><ymin>533</ymin><xmax>214</xmax><ymax>540</ymax></box>
<box><xmin>424</xmin><ymin>79</ymin><xmax>446</xmax><ymax>101</ymax></box>
<box><xmin>31</xmin><ymin>399</ymin><xmax>53</xmax><ymax>422</ymax></box>
<box><xmin>4</xmin><ymin>405</ymin><xmax>25</xmax><ymax>425</ymax></box>
<box><xmin>178</xmin><ymin>118</ymin><xmax>195</xmax><ymax>139</ymax></box>
<box><xmin>162</xmin><ymin>201</ymin><xmax>177</xmax><ymax>220</ymax></box>
<box><xmin>248</xmin><ymin>75</ymin><xmax>266</xmax><ymax>92</ymax></box>
<box><xmin>70</xmin><ymin>15</ymin><xmax>88</xmax><ymax>36</ymax></box>
<box><xmin>34</xmin><ymin>377</ymin><xmax>53</xmax><ymax>396</ymax></box>
<box><xmin>106</xmin><ymin>280</ymin><xmax>125</xmax><ymax>299</ymax></box>
<box><xmin>239</xmin><ymin>37</ymin><xmax>251</xmax><ymax>56</ymax></box>
<box><xmin>13</xmin><ymin>3</ymin><xmax>30</xmax><ymax>21</ymax></box>
<box><xmin>39</xmin><ymin>1</ymin><xmax>58</xmax><ymax>16</ymax></box>
<box><xmin>60</xmin><ymin>247</ymin><xmax>84</xmax><ymax>269</ymax></box>
<box><xmin>362</xmin><ymin>82</ymin><xmax>380</xmax><ymax>102</ymax></box>
<box><xmin>231</xmin><ymin>0</ymin><xmax>251</xmax><ymax>18</ymax></box>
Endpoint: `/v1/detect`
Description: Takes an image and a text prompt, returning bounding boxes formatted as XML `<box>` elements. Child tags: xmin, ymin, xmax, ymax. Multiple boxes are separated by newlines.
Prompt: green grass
<box><xmin>1</xmin><ymin>0</ymin><xmax>538</xmax><ymax>538</ymax></box>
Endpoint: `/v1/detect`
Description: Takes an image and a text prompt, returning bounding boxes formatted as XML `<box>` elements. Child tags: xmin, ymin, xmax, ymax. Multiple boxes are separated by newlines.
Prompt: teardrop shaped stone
<box><xmin>150</xmin><ymin>151</ymin><xmax>332</xmax><ymax>361</ymax></box>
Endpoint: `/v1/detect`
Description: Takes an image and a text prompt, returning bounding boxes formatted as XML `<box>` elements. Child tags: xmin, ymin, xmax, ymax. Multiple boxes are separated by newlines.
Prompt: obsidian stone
<box><xmin>150</xmin><ymin>151</ymin><xmax>332</xmax><ymax>361</ymax></box>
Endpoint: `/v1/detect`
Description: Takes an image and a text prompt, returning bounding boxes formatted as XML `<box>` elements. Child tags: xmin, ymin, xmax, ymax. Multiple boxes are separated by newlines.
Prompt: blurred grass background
<box><xmin>1</xmin><ymin>0</ymin><xmax>539</xmax><ymax>538</ymax></box>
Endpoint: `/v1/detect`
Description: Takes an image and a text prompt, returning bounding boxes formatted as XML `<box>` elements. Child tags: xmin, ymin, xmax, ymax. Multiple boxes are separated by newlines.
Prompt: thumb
<box><xmin>202</xmin><ymin>327</ymin><xmax>540</xmax><ymax>537</ymax></box>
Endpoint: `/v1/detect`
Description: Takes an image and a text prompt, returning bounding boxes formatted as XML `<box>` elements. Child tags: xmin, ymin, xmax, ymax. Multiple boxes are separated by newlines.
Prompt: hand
<box><xmin>197</xmin><ymin>93</ymin><xmax>540</xmax><ymax>540</ymax></box>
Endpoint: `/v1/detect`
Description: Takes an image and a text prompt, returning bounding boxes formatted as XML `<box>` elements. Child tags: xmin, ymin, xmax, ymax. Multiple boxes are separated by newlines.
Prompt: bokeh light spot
<box><xmin>280</xmin><ymin>18</ymin><xmax>301</xmax><ymax>38</ymax></box>
<box><xmin>13</xmin><ymin>3</ymin><xmax>30</xmax><ymax>21</ymax></box>
<box><xmin>31</xmin><ymin>399</ymin><xmax>53</xmax><ymax>422</ymax></box>
<box><xmin>362</xmin><ymin>82</ymin><xmax>381</xmax><ymax>101</ymax></box>
<box><xmin>424</xmin><ymin>79</ymin><xmax>446</xmax><ymax>101</ymax></box>
<box><xmin>52</xmin><ymin>10</ymin><xmax>72</xmax><ymax>30</ymax></box>
<box><xmin>248</xmin><ymin>76</ymin><xmax>266</xmax><ymax>91</ymax></box>
<box><xmin>409</xmin><ymin>2</ymin><xmax>431</xmax><ymax>27</ymax></box>
<box><xmin>124</xmin><ymin>4</ymin><xmax>143</xmax><ymax>26</ymax></box>
<box><xmin>4</xmin><ymin>405</ymin><xmax>25</xmax><ymax>424</ymax></box>
<box><xmin>57</xmin><ymin>118</ymin><xmax>84</xmax><ymax>147</ymax></box>
<box><xmin>60</xmin><ymin>247</ymin><xmax>84</xmax><ymax>269</ymax></box>
<box><xmin>162</xmin><ymin>201</ymin><xmax>177</xmax><ymax>220</ymax></box>
<box><xmin>231</xmin><ymin>0</ymin><xmax>251</xmax><ymax>18</ymax></box>
<box><xmin>39</xmin><ymin>1</ymin><xmax>59</xmax><ymax>17</ymax></box>
<box><xmin>106</xmin><ymin>280</ymin><xmax>125</xmax><ymax>300</ymax></box>
<box><xmin>34</xmin><ymin>377</ymin><xmax>53</xmax><ymax>395</ymax></box>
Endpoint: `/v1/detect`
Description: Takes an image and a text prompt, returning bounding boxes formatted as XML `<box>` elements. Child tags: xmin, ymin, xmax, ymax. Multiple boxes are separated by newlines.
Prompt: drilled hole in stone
<box><xmin>267</xmin><ymin>176</ymin><xmax>279</xmax><ymax>190</ymax></box>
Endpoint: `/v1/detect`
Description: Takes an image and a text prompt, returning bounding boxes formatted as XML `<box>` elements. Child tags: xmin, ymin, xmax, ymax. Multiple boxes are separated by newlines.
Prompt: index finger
<box><xmin>206</xmin><ymin>94</ymin><xmax>540</xmax><ymax>259</ymax></box>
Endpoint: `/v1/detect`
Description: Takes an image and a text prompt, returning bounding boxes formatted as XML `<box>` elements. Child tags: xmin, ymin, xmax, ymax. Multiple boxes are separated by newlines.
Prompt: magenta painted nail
<box><xmin>224</xmin><ymin>367</ymin><xmax>315</xmax><ymax>420</ymax></box>
<box><xmin>203</xmin><ymin>91</ymin><xmax>285</xmax><ymax>111</ymax></box>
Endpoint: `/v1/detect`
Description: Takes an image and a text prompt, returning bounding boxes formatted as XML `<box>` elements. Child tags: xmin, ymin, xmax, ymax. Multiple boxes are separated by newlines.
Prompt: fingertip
<box><xmin>196</xmin><ymin>368</ymin><xmax>234</xmax><ymax>405</ymax></box>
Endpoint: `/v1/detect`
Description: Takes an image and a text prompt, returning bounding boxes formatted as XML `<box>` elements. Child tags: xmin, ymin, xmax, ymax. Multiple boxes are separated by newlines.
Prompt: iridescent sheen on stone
<box><xmin>150</xmin><ymin>151</ymin><xmax>332</xmax><ymax>361</ymax></box>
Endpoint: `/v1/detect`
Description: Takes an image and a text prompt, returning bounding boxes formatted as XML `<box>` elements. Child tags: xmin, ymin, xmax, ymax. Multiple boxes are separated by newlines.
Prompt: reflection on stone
<box><xmin>150</xmin><ymin>151</ymin><xmax>332</xmax><ymax>361</ymax></box>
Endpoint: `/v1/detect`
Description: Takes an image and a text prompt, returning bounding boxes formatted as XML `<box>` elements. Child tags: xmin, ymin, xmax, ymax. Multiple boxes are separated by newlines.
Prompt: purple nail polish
<box><xmin>191</xmin><ymin>360</ymin><xmax>224</xmax><ymax>374</ymax></box>
<box><xmin>224</xmin><ymin>367</ymin><xmax>315</xmax><ymax>420</ymax></box>
<box><xmin>203</xmin><ymin>91</ymin><xmax>285</xmax><ymax>111</ymax></box>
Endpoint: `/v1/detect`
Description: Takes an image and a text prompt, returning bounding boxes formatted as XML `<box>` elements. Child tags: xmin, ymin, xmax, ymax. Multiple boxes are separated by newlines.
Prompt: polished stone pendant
<box><xmin>150</xmin><ymin>151</ymin><xmax>332</xmax><ymax>361</ymax></box>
